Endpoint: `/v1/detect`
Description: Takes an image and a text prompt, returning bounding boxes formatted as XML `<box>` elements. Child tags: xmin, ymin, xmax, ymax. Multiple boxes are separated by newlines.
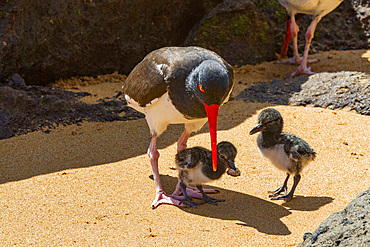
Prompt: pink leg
<box><xmin>290</xmin><ymin>14</ymin><xmax>302</xmax><ymax>65</ymax></box>
<box><xmin>277</xmin><ymin>14</ymin><xmax>302</xmax><ymax>65</ymax></box>
<box><xmin>172</xmin><ymin>129</ymin><xmax>190</xmax><ymax>196</ymax></box>
<box><xmin>292</xmin><ymin>18</ymin><xmax>320</xmax><ymax>77</ymax></box>
<box><xmin>148</xmin><ymin>135</ymin><xmax>184</xmax><ymax>209</ymax></box>
<box><xmin>177</xmin><ymin>129</ymin><xmax>190</xmax><ymax>152</ymax></box>
<box><xmin>171</xmin><ymin>129</ymin><xmax>191</xmax><ymax>196</ymax></box>
<box><xmin>278</xmin><ymin>14</ymin><xmax>319</xmax><ymax>67</ymax></box>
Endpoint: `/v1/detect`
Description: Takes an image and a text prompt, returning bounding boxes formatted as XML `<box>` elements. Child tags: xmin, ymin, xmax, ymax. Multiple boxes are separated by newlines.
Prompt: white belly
<box><xmin>258</xmin><ymin>144</ymin><xmax>291</xmax><ymax>172</ymax></box>
<box><xmin>280</xmin><ymin>0</ymin><xmax>342</xmax><ymax>17</ymax></box>
<box><xmin>183</xmin><ymin>164</ymin><xmax>212</xmax><ymax>186</ymax></box>
<box><xmin>125</xmin><ymin>92</ymin><xmax>207</xmax><ymax>136</ymax></box>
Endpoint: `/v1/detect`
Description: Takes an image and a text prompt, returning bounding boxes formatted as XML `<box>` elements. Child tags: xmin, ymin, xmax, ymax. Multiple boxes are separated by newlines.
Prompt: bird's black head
<box><xmin>185</xmin><ymin>60</ymin><xmax>233</xmax><ymax>172</ymax></box>
<box><xmin>186</xmin><ymin>60</ymin><xmax>232</xmax><ymax>106</ymax></box>
<box><xmin>217</xmin><ymin>141</ymin><xmax>237</xmax><ymax>170</ymax></box>
<box><xmin>250</xmin><ymin>108</ymin><xmax>283</xmax><ymax>135</ymax></box>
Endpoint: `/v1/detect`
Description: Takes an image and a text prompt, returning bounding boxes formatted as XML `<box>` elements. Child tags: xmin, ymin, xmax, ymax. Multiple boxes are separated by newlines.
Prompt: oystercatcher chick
<box><xmin>122</xmin><ymin>47</ymin><xmax>234</xmax><ymax>208</ymax></box>
<box><xmin>175</xmin><ymin>141</ymin><xmax>240</xmax><ymax>208</ymax></box>
<box><xmin>278</xmin><ymin>0</ymin><xmax>343</xmax><ymax>77</ymax></box>
<box><xmin>250</xmin><ymin>108</ymin><xmax>316</xmax><ymax>202</ymax></box>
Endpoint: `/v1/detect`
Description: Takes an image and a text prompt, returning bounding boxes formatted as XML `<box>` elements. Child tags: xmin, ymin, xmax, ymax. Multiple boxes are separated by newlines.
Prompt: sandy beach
<box><xmin>0</xmin><ymin>49</ymin><xmax>369</xmax><ymax>246</ymax></box>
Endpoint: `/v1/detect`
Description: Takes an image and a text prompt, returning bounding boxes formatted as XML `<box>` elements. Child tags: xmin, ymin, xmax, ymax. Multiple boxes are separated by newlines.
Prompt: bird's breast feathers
<box><xmin>130</xmin><ymin>92</ymin><xmax>206</xmax><ymax>136</ymax></box>
<box><xmin>258</xmin><ymin>144</ymin><xmax>292</xmax><ymax>172</ymax></box>
<box><xmin>281</xmin><ymin>0</ymin><xmax>342</xmax><ymax>17</ymax></box>
<box><xmin>180</xmin><ymin>162</ymin><xmax>212</xmax><ymax>186</ymax></box>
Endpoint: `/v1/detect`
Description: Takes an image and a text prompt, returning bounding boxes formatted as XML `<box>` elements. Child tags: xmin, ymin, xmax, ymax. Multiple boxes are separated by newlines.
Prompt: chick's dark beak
<box><xmin>250</xmin><ymin>124</ymin><xmax>265</xmax><ymax>135</ymax></box>
<box><xmin>226</xmin><ymin>160</ymin><xmax>236</xmax><ymax>170</ymax></box>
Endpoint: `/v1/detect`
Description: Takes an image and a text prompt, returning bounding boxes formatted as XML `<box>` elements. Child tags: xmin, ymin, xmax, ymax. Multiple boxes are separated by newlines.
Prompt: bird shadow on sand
<box><xmin>152</xmin><ymin>174</ymin><xmax>334</xmax><ymax>235</ymax></box>
<box><xmin>149</xmin><ymin>175</ymin><xmax>307</xmax><ymax>236</ymax></box>
<box><xmin>281</xmin><ymin>195</ymin><xmax>334</xmax><ymax>211</ymax></box>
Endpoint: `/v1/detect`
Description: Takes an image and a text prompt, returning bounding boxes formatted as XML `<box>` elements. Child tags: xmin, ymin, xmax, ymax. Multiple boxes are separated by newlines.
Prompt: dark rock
<box><xmin>236</xmin><ymin>74</ymin><xmax>310</xmax><ymax>105</ymax></box>
<box><xmin>75</xmin><ymin>91</ymin><xmax>92</xmax><ymax>98</ymax></box>
<box><xmin>185</xmin><ymin>0</ymin><xmax>278</xmax><ymax>65</ymax></box>
<box><xmin>5</xmin><ymin>74</ymin><xmax>27</xmax><ymax>89</ymax></box>
<box><xmin>115</xmin><ymin>91</ymin><xmax>124</xmax><ymax>100</ymax></box>
<box><xmin>303</xmin><ymin>232</ymin><xmax>312</xmax><ymax>241</ymax></box>
<box><xmin>351</xmin><ymin>0</ymin><xmax>370</xmax><ymax>42</ymax></box>
<box><xmin>237</xmin><ymin>72</ymin><xmax>370</xmax><ymax>116</ymax></box>
<box><xmin>290</xmin><ymin>72</ymin><xmax>370</xmax><ymax>115</ymax></box>
<box><xmin>298</xmin><ymin>188</ymin><xmax>370</xmax><ymax>247</ymax></box>
<box><xmin>0</xmin><ymin>84</ymin><xmax>144</xmax><ymax>140</ymax></box>
<box><xmin>0</xmin><ymin>0</ymin><xmax>368</xmax><ymax>86</ymax></box>
<box><xmin>0</xmin><ymin>0</ymin><xmax>218</xmax><ymax>85</ymax></box>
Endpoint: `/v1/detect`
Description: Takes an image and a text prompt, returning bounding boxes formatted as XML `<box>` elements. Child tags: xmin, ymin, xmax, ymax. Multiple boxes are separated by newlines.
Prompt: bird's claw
<box><xmin>268</xmin><ymin>185</ymin><xmax>288</xmax><ymax>197</ymax></box>
<box><xmin>151</xmin><ymin>191</ymin><xmax>184</xmax><ymax>209</ymax></box>
<box><xmin>291</xmin><ymin>66</ymin><xmax>316</xmax><ymax>77</ymax></box>
<box><xmin>179</xmin><ymin>198</ymin><xmax>199</xmax><ymax>208</ymax></box>
<box><xmin>189</xmin><ymin>186</ymin><xmax>219</xmax><ymax>194</ymax></box>
<box><xmin>202</xmin><ymin>195</ymin><xmax>225</xmax><ymax>205</ymax></box>
<box><xmin>270</xmin><ymin>194</ymin><xmax>293</xmax><ymax>202</ymax></box>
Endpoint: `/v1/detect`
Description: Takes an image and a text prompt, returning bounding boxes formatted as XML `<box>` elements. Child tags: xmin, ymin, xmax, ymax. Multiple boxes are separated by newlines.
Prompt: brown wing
<box><xmin>123</xmin><ymin>46</ymin><xmax>234</xmax><ymax>107</ymax></box>
<box><xmin>123</xmin><ymin>50</ymin><xmax>170</xmax><ymax>107</ymax></box>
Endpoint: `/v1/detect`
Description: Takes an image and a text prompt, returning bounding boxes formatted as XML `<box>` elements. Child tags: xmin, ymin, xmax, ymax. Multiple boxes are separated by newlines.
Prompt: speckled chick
<box><xmin>250</xmin><ymin>108</ymin><xmax>316</xmax><ymax>202</ymax></box>
<box><xmin>175</xmin><ymin>141</ymin><xmax>240</xmax><ymax>208</ymax></box>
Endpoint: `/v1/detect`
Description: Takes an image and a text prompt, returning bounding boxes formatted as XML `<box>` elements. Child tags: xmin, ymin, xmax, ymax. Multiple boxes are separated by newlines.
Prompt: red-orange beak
<box><xmin>204</xmin><ymin>103</ymin><xmax>220</xmax><ymax>171</ymax></box>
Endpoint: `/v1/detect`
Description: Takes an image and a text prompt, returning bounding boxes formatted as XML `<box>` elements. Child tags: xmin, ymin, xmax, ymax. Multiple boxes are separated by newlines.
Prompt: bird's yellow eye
<box><xmin>199</xmin><ymin>85</ymin><xmax>205</xmax><ymax>93</ymax></box>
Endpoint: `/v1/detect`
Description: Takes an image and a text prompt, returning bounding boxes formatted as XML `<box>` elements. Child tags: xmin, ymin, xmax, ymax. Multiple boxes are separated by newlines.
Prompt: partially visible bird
<box><xmin>122</xmin><ymin>46</ymin><xmax>234</xmax><ymax>208</ymax></box>
<box><xmin>250</xmin><ymin>108</ymin><xmax>316</xmax><ymax>202</ymax></box>
<box><xmin>278</xmin><ymin>0</ymin><xmax>343</xmax><ymax>77</ymax></box>
<box><xmin>175</xmin><ymin>141</ymin><xmax>241</xmax><ymax>208</ymax></box>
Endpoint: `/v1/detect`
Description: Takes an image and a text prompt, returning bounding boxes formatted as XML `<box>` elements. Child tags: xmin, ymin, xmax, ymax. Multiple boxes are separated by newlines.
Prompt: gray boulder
<box><xmin>298</xmin><ymin>188</ymin><xmax>370</xmax><ymax>247</ymax></box>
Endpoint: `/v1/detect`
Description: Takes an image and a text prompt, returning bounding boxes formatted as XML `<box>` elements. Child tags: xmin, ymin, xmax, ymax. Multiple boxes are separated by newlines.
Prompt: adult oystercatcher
<box><xmin>175</xmin><ymin>141</ymin><xmax>241</xmax><ymax>208</ymax></box>
<box><xmin>122</xmin><ymin>46</ymin><xmax>234</xmax><ymax>208</ymax></box>
<box><xmin>278</xmin><ymin>0</ymin><xmax>343</xmax><ymax>77</ymax></box>
<box><xmin>250</xmin><ymin>108</ymin><xmax>316</xmax><ymax>202</ymax></box>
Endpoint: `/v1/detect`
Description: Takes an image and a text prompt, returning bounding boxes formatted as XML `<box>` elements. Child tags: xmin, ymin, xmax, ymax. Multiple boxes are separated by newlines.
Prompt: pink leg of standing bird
<box><xmin>278</xmin><ymin>14</ymin><xmax>319</xmax><ymax>76</ymax></box>
<box><xmin>290</xmin><ymin>14</ymin><xmax>303</xmax><ymax>65</ymax></box>
<box><xmin>176</xmin><ymin>129</ymin><xmax>190</xmax><ymax>152</ymax></box>
<box><xmin>292</xmin><ymin>17</ymin><xmax>320</xmax><ymax>77</ymax></box>
<box><xmin>148</xmin><ymin>135</ymin><xmax>183</xmax><ymax>209</ymax></box>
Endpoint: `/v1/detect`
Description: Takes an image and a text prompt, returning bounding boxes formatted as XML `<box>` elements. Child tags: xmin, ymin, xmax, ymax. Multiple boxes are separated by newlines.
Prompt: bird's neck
<box><xmin>258</xmin><ymin>131</ymin><xmax>281</xmax><ymax>148</ymax></box>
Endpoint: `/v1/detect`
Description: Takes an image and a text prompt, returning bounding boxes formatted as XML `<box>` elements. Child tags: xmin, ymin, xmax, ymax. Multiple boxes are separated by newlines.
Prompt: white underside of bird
<box><xmin>258</xmin><ymin>144</ymin><xmax>310</xmax><ymax>174</ymax></box>
<box><xmin>279</xmin><ymin>0</ymin><xmax>342</xmax><ymax>17</ymax></box>
<box><xmin>125</xmin><ymin>92</ymin><xmax>208</xmax><ymax>136</ymax></box>
<box><xmin>177</xmin><ymin>162</ymin><xmax>212</xmax><ymax>186</ymax></box>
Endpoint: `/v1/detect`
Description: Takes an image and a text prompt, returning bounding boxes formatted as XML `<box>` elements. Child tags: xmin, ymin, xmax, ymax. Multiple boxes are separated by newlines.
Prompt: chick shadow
<box><xmin>281</xmin><ymin>195</ymin><xmax>334</xmax><ymax>211</ymax></box>
<box><xmin>156</xmin><ymin>174</ymin><xmax>293</xmax><ymax>236</ymax></box>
